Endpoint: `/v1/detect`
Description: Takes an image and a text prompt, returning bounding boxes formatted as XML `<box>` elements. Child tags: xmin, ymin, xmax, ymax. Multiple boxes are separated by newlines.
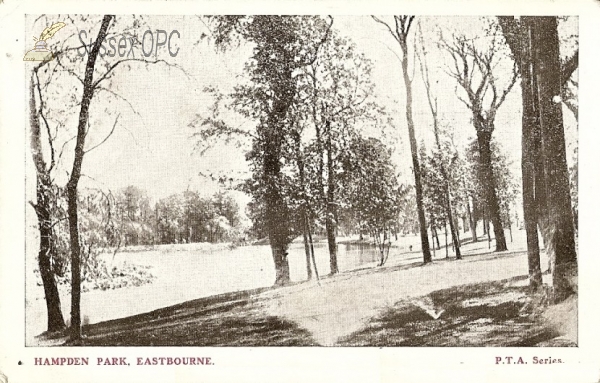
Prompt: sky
<box><xmin>25</xmin><ymin>15</ymin><xmax>578</xmax><ymax>206</ymax></box>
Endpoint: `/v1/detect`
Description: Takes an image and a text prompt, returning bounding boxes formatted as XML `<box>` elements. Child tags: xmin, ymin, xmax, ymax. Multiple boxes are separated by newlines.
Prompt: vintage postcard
<box><xmin>1</xmin><ymin>0</ymin><xmax>600</xmax><ymax>382</ymax></box>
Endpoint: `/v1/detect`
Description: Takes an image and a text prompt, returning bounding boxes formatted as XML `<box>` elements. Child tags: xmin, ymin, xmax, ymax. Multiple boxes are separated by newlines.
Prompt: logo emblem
<box><xmin>23</xmin><ymin>22</ymin><xmax>66</xmax><ymax>62</ymax></box>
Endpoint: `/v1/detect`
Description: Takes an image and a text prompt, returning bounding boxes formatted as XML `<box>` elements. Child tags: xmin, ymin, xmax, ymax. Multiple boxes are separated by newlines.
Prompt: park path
<box><xmin>259</xmin><ymin>234</ymin><xmax>544</xmax><ymax>345</ymax></box>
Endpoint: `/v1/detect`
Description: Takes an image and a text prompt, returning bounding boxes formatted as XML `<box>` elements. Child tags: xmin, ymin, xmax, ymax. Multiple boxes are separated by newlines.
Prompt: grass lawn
<box><xmin>34</xmin><ymin>231</ymin><xmax>576</xmax><ymax>347</ymax></box>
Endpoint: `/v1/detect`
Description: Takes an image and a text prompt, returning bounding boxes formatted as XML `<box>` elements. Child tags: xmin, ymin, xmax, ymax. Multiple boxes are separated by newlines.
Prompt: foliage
<box><xmin>156</xmin><ymin>190</ymin><xmax>243</xmax><ymax>244</ymax></box>
<box><xmin>340</xmin><ymin>136</ymin><xmax>404</xmax><ymax>265</ymax></box>
<box><xmin>37</xmin><ymin>187</ymin><xmax>155</xmax><ymax>292</ymax></box>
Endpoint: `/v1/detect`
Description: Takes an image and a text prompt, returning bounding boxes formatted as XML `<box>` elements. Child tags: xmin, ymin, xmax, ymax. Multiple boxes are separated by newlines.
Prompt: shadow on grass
<box><xmin>72</xmin><ymin>286</ymin><xmax>317</xmax><ymax>346</ymax></box>
<box><xmin>337</xmin><ymin>276</ymin><xmax>572</xmax><ymax>347</ymax></box>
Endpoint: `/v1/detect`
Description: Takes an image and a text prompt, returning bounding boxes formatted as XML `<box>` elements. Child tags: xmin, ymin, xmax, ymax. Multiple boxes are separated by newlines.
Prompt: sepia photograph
<box><xmin>4</xmin><ymin>4</ymin><xmax>600</xmax><ymax>382</ymax></box>
<box><xmin>21</xmin><ymin>14</ymin><xmax>580</xmax><ymax>349</ymax></box>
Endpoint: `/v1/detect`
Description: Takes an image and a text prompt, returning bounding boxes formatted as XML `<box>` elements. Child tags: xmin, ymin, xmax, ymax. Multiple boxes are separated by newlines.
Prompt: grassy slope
<box><xmin>337</xmin><ymin>276</ymin><xmax>574</xmax><ymax>347</ymax></box>
<box><xmin>40</xmin><ymin>232</ymin><xmax>575</xmax><ymax>347</ymax></box>
<box><xmin>60</xmin><ymin>264</ymin><xmax>574</xmax><ymax>347</ymax></box>
<box><xmin>78</xmin><ymin>287</ymin><xmax>317</xmax><ymax>346</ymax></box>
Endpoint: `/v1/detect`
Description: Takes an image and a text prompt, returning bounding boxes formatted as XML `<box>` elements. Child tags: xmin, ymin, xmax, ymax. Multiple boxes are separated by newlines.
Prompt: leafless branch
<box><xmin>57</xmin><ymin>134</ymin><xmax>77</xmax><ymax>163</ymax></box>
<box><xmin>33</xmin><ymin>68</ymin><xmax>56</xmax><ymax>173</ymax></box>
<box><xmin>371</xmin><ymin>16</ymin><xmax>401</xmax><ymax>45</ymax></box>
<box><xmin>55</xmin><ymin>54</ymin><xmax>84</xmax><ymax>86</ymax></box>
<box><xmin>493</xmin><ymin>62</ymin><xmax>519</xmax><ymax>111</ymax></box>
<box><xmin>95</xmin><ymin>86</ymin><xmax>145</xmax><ymax>123</ymax></box>
<box><xmin>84</xmin><ymin>114</ymin><xmax>120</xmax><ymax>154</ymax></box>
<box><xmin>416</xmin><ymin>22</ymin><xmax>438</xmax><ymax>124</ymax></box>
<box><xmin>405</xmin><ymin>16</ymin><xmax>415</xmax><ymax>36</ymax></box>
<box><xmin>93</xmin><ymin>57</ymin><xmax>191</xmax><ymax>89</ymax></box>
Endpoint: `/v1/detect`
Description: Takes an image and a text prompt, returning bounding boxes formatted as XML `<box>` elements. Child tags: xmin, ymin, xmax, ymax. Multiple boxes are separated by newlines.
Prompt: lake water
<box><xmin>25</xmin><ymin>236</ymin><xmax>422</xmax><ymax>343</ymax></box>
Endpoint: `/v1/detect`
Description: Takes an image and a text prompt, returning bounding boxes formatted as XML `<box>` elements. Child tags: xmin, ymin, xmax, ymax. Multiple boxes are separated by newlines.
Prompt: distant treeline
<box><xmin>76</xmin><ymin>186</ymin><xmax>245</xmax><ymax>247</ymax></box>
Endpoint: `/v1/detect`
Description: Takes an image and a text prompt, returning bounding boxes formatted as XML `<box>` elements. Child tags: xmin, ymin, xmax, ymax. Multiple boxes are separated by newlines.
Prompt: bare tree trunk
<box><xmin>447</xmin><ymin>200</ymin><xmax>461</xmax><ymax>259</ymax></box>
<box><xmin>307</xmin><ymin>221</ymin><xmax>320</xmax><ymax>282</ymax></box>
<box><xmin>325</xmin><ymin>121</ymin><xmax>338</xmax><ymax>275</ymax></box>
<box><xmin>455</xmin><ymin>216</ymin><xmax>461</xmax><ymax>245</ymax></box>
<box><xmin>398</xmin><ymin>35</ymin><xmax>431</xmax><ymax>264</ymax></box>
<box><xmin>534</xmin><ymin>127</ymin><xmax>549</xmax><ymax>250</ymax></box>
<box><xmin>431</xmin><ymin>226</ymin><xmax>436</xmax><ymax>257</ymax></box>
<box><xmin>476</xmin><ymin>130</ymin><xmax>508</xmax><ymax>252</ymax></box>
<box><xmin>35</xmin><ymin>180</ymin><xmax>66</xmax><ymax>333</ymax></box>
<box><xmin>293</xmin><ymin>130</ymin><xmax>312</xmax><ymax>281</ymax></box>
<box><xmin>533</xmin><ymin>17</ymin><xmax>577</xmax><ymax>302</ymax></box>
<box><xmin>486</xmin><ymin>218</ymin><xmax>492</xmax><ymax>249</ymax></box>
<box><xmin>467</xmin><ymin>196</ymin><xmax>477</xmax><ymax>242</ymax></box>
<box><xmin>66</xmin><ymin>15</ymin><xmax>113</xmax><ymax>341</ymax></box>
<box><xmin>444</xmin><ymin>223</ymin><xmax>448</xmax><ymax>258</ymax></box>
<box><xmin>29</xmin><ymin>73</ymin><xmax>66</xmax><ymax>333</ymax></box>
<box><xmin>264</xmin><ymin>151</ymin><xmax>291</xmax><ymax>286</ymax></box>
<box><xmin>303</xmin><ymin>215</ymin><xmax>312</xmax><ymax>280</ymax></box>
<box><xmin>270</xmin><ymin>244</ymin><xmax>290</xmax><ymax>285</ymax></box>
<box><xmin>482</xmin><ymin>207</ymin><xmax>487</xmax><ymax>236</ymax></box>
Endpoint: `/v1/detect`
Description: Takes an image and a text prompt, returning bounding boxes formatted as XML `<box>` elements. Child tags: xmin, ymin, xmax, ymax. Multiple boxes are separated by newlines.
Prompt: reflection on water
<box><xmin>285</xmin><ymin>242</ymin><xmax>388</xmax><ymax>281</ymax></box>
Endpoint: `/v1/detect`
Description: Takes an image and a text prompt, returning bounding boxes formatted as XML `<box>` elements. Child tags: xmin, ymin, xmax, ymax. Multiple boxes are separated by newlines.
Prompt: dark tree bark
<box><xmin>325</xmin><ymin>121</ymin><xmax>339</xmax><ymax>275</ymax></box>
<box><xmin>499</xmin><ymin>16</ymin><xmax>543</xmax><ymax>288</ymax></box>
<box><xmin>476</xmin><ymin>130</ymin><xmax>508</xmax><ymax>252</ymax></box>
<box><xmin>487</xmin><ymin>220</ymin><xmax>492</xmax><ymax>249</ymax></box>
<box><xmin>534</xmin><ymin>118</ymin><xmax>549</xmax><ymax>248</ymax></box>
<box><xmin>430</xmin><ymin>226</ymin><xmax>436</xmax><ymax>257</ymax></box>
<box><xmin>447</xmin><ymin>199</ymin><xmax>461</xmax><ymax>259</ymax></box>
<box><xmin>454</xmin><ymin>216</ymin><xmax>461</xmax><ymax>247</ymax></box>
<box><xmin>35</xmin><ymin>189</ymin><xmax>66</xmax><ymax>332</ymax></box>
<box><xmin>66</xmin><ymin>14</ymin><xmax>113</xmax><ymax>340</ymax></box>
<box><xmin>434</xmin><ymin>227</ymin><xmax>441</xmax><ymax>250</ymax></box>
<box><xmin>302</xmin><ymin>218</ymin><xmax>312</xmax><ymax>280</ymax></box>
<box><xmin>533</xmin><ymin>17</ymin><xmax>578</xmax><ymax>302</ymax></box>
<box><xmin>307</xmin><ymin>221</ymin><xmax>320</xmax><ymax>282</ymax></box>
<box><xmin>499</xmin><ymin>16</ymin><xmax>578</xmax><ymax>293</ymax></box>
<box><xmin>403</xmin><ymin>66</ymin><xmax>432</xmax><ymax>263</ymax></box>
<box><xmin>29</xmin><ymin>74</ymin><xmax>66</xmax><ymax>333</ymax></box>
<box><xmin>293</xmin><ymin>130</ymin><xmax>313</xmax><ymax>281</ymax></box>
<box><xmin>482</xmin><ymin>216</ymin><xmax>487</xmax><ymax>235</ymax></box>
<box><xmin>444</xmin><ymin>223</ymin><xmax>448</xmax><ymax>258</ymax></box>
<box><xmin>466</xmin><ymin>196</ymin><xmax>477</xmax><ymax>242</ymax></box>
<box><xmin>263</xmin><ymin>144</ymin><xmax>291</xmax><ymax>285</ymax></box>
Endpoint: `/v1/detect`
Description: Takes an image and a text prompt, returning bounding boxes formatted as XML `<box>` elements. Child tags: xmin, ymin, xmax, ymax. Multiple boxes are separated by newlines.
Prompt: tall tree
<box><xmin>372</xmin><ymin>15</ymin><xmax>432</xmax><ymax>263</ymax></box>
<box><xmin>208</xmin><ymin>16</ymin><xmax>333</xmax><ymax>285</ymax></box>
<box><xmin>341</xmin><ymin>136</ymin><xmax>403</xmax><ymax>266</ymax></box>
<box><xmin>440</xmin><ymin>27</ymin><xmax>517</xmax><ymax>252</ymax></box>
<box><xmin>499</xmin><ymin>16</ymin><xmax>578</xmax><ymax>297</ymax></box>
<box><xmin>28</xmin><ymin>15</ymin><xmax>184</xmax><ymax>339</ymax></box>
<box><xmin>498</xmin><ymin>17</ymin><xmax>543</xmax><ymax>288</ymax></box>
<box><xmin>416</xmin><ymin>25</ymin><xmax>461</xmax><ymax>259</ymax></box>
<box><xmin>66</xmin><ymin>14</ymin><xmax>114</xmax><ymax>341</ymax></box>
<box><xmin>297</xmin><ymin>31</ymin><xmax>376</xmax><ymax>275</ymax></box>
<box><xmin>533</xmin><ymin>17</ymin><xmax>578</xmax><ymax>302</ymax></box>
